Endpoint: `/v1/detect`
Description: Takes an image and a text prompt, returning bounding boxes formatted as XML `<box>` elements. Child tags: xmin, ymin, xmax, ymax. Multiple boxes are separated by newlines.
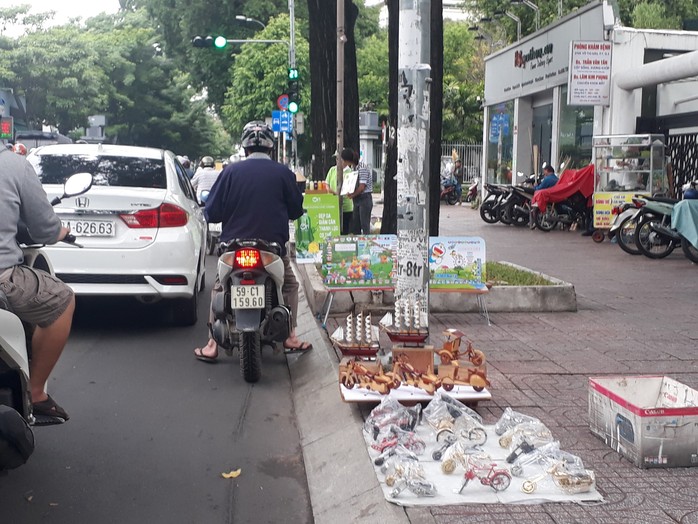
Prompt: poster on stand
<box><xmin>295</xmin><ymin>193</ymin><xmax>341</xmax><ymax>264</ymax></box>
<box><xmin>428</xmin><ymin>237</ymin><xmax>487</xmax><ymax>291</ymax></box>
<box><xmin>321</xmin><ymin>235</ymin><xmax>396</xmax><ymax>289</ymax></box>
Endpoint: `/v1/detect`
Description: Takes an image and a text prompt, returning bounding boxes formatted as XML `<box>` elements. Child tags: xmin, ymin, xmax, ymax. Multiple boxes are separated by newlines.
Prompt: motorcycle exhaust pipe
<box><xmin>649</xmin><ymin>222</ymin><xmax>681</xmax><ymax>241</ymax></box>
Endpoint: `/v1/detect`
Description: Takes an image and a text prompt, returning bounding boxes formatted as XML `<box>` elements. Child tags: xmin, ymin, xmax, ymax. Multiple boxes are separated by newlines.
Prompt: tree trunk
<box><xmin>344</xmin><ymin>1</ymin><xmax>360</xmax><ymax>153</ymax></box>
<box><xmin>306</xmin><ymin>0</ymin><xmax>359</xmax><ymax>181</ymax></box>
<box><xmin>429</xmin><ymin>0</ymin><xmax>443</xmax><ymax>236</ymax></box>
<box><xmin>380</xmin><ymin>0</ymin><xmax>399</xmax><ymax>234</ymax></box>
<box><xmin>307</xmin><ymin>0</ymin><xmax>335</xmax><ymax>181</ymax></box>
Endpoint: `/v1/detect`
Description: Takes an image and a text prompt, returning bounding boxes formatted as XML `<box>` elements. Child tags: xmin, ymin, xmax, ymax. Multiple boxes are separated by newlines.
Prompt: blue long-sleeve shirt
<box><xmin>535</xmin><ymin>173</ymin><xmax>559</xmax><ymax>191</ymax></box>
<box><xmin>205</xmin><ymin>153</ymin><xmax>303</xmax><ymax>257</ymax></box>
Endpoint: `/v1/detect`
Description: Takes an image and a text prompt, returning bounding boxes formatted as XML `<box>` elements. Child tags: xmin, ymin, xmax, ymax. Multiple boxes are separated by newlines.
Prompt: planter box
<box><xmin>589</xmin><ymin>376</ymin><xmax>698</xmax><ymax>468</ymax></box>
<box><xmin>297</xmin><ymin>261</ymin><xmax>576</xmax><ymax>315</ymax></box>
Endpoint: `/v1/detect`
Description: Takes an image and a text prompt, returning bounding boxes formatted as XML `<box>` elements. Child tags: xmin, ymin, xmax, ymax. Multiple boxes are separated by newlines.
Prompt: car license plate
<box><xmin>62</xmin><ymin>220</ymin><xmax>115</xmax><ymax>237</ymax></box>
<box><xmin>209</xmin><ymin>223</ymin><xmax>222</xmax><ymax>233</ymax></box>
<box><xmin>230</xmin><ymin>285</ymin><xmax>265</xmax><ymax>309</ymax></box>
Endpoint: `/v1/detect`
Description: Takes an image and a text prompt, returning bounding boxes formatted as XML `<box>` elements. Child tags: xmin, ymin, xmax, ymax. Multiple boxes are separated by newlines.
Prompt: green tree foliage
<box><xmin>137</xmin><ymin>0</ymin><xmax>299</xmax><ymax>110</ymax></box>
<box><xmin>442</xmin><ymin>21</ymin><xmax>484</xmax><ymax>142</ymax></box>
<box><xmin>220</xmin><ymin>15</ymin><xmax>309</xmax><ymax>140</ymax></box>
<box><xmin>0</xmin><ymin>7</ymin><xmax>231</xmax><ymax>158</ymax></box>
<box><xmin>357</xmin><ymin>31</ymin><xmax>389</xmax><ymax>115</ymax></box>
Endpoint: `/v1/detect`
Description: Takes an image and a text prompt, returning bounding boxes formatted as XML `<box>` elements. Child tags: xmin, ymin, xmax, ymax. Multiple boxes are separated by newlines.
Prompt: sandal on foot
<box><xmin>194</xmin><ymin>347</ymin><xmax>218</xmax><ymax>363</ymax></box>
<box><xmin>32</xmin><ymin>395</ymin><xmax>69</xmax><ymax>425</ymax></box>
<box><xmin>283</xmin><ymin>341</ymin><xmax>313</xmax><ymax>354</ymax></box>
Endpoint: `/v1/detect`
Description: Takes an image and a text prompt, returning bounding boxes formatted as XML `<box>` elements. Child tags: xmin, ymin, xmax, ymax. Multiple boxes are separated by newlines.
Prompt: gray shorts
<box><xmin>0</xmin><ymin>266</ymin><xmax>74</xmax><ymax>328</ymax></box>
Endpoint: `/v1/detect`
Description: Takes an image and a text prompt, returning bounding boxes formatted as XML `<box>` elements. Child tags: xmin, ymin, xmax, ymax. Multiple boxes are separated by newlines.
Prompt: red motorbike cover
<box><xmin>531</xmin><ymin>164</ymin><xmax>595</xmax><ymax>210</ymax></box>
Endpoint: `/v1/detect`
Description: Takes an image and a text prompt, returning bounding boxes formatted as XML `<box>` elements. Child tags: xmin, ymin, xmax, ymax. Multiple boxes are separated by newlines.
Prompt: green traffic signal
<box><xmin>214</xmin><ymin>36</ymin><xmax>227</xmax><ymax>49</ymax></box>
<box><xmin>288</xmin><ymin>100</ymin><xmax>299</xmax><ymax>114</ymax></box>
<box><xmin>288</xmin><ymin>68</ymin><xmax>299</xmax><ymax>80</ymax></box>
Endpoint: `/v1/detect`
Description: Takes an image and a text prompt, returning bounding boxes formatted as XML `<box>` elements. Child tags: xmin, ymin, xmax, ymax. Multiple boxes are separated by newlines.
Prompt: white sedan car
<box><xmin>27</xmin><ymin>144</ymin><xmax>207</xmax><ymax>325</ymax></box>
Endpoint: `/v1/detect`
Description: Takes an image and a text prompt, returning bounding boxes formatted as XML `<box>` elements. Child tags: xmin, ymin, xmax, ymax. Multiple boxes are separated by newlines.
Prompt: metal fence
<box><xmin>440</xmin><ymin>141</ymin><xmax>483</xmax><ymax>182</ymax></box>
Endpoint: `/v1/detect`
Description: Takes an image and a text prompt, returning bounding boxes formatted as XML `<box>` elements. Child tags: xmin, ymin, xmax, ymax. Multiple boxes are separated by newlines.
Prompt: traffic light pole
<box><xmin>289</xmin><ymin>0</ymin><xmax>298</xmax><ymax>170</ymax></box>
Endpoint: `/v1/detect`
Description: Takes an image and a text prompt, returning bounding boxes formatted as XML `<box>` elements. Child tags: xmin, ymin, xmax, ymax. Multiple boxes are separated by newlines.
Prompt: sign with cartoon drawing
<box><xmin>428</xmin><ymin>236</ymin><xmax>487</xmax><ymax>291</ymax></box>
<box><xmin>321</xmin><ymin>235</ymin><xmax>396</xmax><ymax>290</ymax></box>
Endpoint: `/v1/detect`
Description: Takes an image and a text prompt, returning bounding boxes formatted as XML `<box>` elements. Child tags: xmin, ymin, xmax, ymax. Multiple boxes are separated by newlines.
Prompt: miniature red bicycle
<box><xmin>458</xmin><ymin>453</ymin><xmax>511</xmax><ymax>493</ymax></box>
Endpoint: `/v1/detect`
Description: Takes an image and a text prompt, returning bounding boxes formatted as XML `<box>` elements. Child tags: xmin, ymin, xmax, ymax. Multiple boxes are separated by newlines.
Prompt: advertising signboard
<box><xmin>295</xmin><ymin>193</ymin><xmax>341</xmax><ymax>264</ymax></box>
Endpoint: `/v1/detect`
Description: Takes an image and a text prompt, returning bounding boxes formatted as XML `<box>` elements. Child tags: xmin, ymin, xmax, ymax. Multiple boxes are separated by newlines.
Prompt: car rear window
<box><xmin>29</xmin><ymin>154</ymin><xmax>167</xmax><ymax>189</ymax></box>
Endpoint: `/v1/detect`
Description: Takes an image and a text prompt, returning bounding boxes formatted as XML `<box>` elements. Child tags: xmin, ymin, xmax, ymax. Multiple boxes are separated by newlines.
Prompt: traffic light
<box><xmin>191</xmin><ymin>35</ymin><xmax>228</xmax><ymax>49</ymax></box>
<box><xmin>287</xmin><ymin>69</ymin><xmax>300</xmax><ymax>113</ymax></box>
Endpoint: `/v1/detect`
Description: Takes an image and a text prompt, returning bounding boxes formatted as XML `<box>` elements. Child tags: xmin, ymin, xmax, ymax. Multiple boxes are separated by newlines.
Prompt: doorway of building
<box><xmin>532</xmin><ymin>103</ymin><xmax>553</xmax><ymax>173</ymax></box>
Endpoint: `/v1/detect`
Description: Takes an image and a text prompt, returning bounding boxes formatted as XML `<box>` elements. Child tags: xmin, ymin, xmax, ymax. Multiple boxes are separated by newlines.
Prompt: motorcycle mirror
<box><xmin>63</xmin><ymin>172</ymin><xmax>93</xmax><ymax>198</ymax></box>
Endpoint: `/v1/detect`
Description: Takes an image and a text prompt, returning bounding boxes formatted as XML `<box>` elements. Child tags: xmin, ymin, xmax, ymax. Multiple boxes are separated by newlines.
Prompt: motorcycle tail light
<box><xmin>234</xmin><ymin>248</ymin><xmax>262</xmax><ymax>269</ymax></box>
<box><xmin>611</xmin><ymin>206</ymin><xmax>620</xmax><ymax>215</ymax></box>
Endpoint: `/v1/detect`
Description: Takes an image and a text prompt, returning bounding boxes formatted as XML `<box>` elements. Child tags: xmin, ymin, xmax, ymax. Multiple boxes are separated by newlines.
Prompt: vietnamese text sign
<box><xmin>321</xmin><ymin>235</ymin><xmax>396</xmax><ymax>290</ymax></box>
<box><xmin>567</xmin><ymin>41</ymin><xmax>612</xmax><ymax>106</ymax></box>
<box><xmin>295</xmin><ymin>193</ymin><xmax>341</xmax><ymax>264</ymax></box>
<box><xmin>428</xmin><ymin>237</ymin><xmax>487</xmax><ymax>291</ymax></box>
<box><xmin>593</xmin><ymin>191</ymin><xmax>648</xmax><ymax>229</ymax></box>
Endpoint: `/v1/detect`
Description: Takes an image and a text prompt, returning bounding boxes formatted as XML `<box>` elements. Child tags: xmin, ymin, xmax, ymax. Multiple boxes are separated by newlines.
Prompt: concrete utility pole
<box><xmin>336</xmin><ymin>0</ymin><xmax>345</xmax><ymax>191</ymax></box>
<box><xmin>395</xmin><ymin>0</ymin><xmax>431</xmax><ymax>327</ymax></box>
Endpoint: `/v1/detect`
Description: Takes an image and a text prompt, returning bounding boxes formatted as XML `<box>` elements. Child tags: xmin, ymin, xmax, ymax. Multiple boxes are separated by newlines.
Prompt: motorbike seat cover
<box><xmin>0</xmin><ymin>405</ymin><xmax>34</xmax><ymax>470</ymax></box>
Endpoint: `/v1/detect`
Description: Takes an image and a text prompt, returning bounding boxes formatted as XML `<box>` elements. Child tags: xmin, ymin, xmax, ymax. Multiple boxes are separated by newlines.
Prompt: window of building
<box><xmin>486</xmin><ymin>101</ymin><xmax>514</xmax><ymax>184</ymax></box>
<box><xmin>559</xmin><ymin>85</ymin><xmax>594</xmax><ymax>168</ymax></box>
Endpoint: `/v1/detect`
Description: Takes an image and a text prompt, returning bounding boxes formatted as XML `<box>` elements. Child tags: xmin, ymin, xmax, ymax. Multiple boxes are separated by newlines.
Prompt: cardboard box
<box><xmin>589</xmin><ymin>376</ymin><xmax>698</xmax><ymax>468</ymax></box>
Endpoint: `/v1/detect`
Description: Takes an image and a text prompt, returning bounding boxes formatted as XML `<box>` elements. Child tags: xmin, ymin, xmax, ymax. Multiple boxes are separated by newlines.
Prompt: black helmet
<box><xmin>200</xmin><ymin>156</ymin><xmax>215</xmax><ymax>168</ymax></box>
<box><xmin>241</xmin><ymin>121</ymin><xmax>275</xmax><ymax>151</ymax></box>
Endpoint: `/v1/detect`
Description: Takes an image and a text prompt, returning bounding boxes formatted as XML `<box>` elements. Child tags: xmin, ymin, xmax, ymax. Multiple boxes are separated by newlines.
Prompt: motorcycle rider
<box><xmin>190</xmin><ymin>155</ymin><xmax>220</xmax><ymax>203</ymax></box>
<box><xmin>452</xmin><ymin>159</ymin><xmax>464</xmax><ymax>205</ymax></box>
<box><xmin>193</xmin><ymin>121</ymin><xmax>312</xmax><ymax>361</ymax></box>
<box><xmin>0</xmin><ymin>148</ymin><xmax>73</xmax><ymax>424</ymax></box>
<box><xmin>529</xmin><ymin>164</ymin><xmax>559</xmax><ymax>229</ymax></box>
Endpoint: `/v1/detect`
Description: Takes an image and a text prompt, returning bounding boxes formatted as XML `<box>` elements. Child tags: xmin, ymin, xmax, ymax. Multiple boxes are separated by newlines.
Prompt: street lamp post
<box><xmin>493</xmin><ymin>10</ymin><xmax>522</xmax><ymax>41</ymax></box>
<box><xmin>235</xmin><ymin>15</ymin><xmax>266</xmax><ymax>31</ymax></box>
<box><xmin>510</xmin><ymin>0</ymin><xmax>540</xmax><ymax>32</ymax></box>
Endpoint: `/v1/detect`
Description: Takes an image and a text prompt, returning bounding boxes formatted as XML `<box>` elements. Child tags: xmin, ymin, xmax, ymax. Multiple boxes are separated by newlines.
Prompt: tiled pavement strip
<box><xmin>308</xmin><ymin>197</ymin><xmax>698</xmax><ymax>524</ymax></box>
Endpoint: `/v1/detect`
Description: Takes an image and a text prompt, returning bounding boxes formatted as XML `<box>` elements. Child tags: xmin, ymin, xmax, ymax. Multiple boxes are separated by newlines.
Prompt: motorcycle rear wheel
<box><xmin>634</xmin><ymin>218</ymin><xmax>675</xmax><ymax>259</ymax></box>
<box><xmin>535</xmin><ymin>207</ymin><xmax>557</xmax><ymax>232</ymax></box>
<box><xmin>240</xmin><ymin>331</ymin><xmax>262</xmax><ymax>383</ymax></box>
<box><xmin>681</xmin><ymin>237</ymin><xmax>698</xmax><ymax>263</ymax></box>
<box><xmin>616</xmin><ymin>215</ymin><xmax>641</xmax><ymax>255</ymax></box>
<box><xmin>447</xmin><ymin>192</ymin><xmax>458</xmax><ymax>205</ymax></box>
<box><xmin>479</xmin><ymin>200</ymin><xmax>500</xmax><ymax>224</ymax></box>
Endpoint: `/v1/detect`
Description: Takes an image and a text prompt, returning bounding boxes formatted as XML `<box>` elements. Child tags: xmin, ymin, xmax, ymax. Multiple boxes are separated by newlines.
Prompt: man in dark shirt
<box><xmin>193</xmin><ymin>121</ymin><xmax>312</xmax><ymax>361</ymax></box>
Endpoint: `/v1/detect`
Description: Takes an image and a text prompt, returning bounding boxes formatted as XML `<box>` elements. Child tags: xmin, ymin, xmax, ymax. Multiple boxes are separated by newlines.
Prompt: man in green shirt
<box><xmin>325</xmin><ymin>148</ymin><xmax>357</xmax><ymax>234</ymax></box>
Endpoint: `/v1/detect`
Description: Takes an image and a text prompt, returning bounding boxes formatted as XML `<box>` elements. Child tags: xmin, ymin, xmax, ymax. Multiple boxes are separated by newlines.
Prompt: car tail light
<box><xmin>234</xmin><ymin>249</ymin><xmax>262</xmax><ymax>270</ymax></box>
<box><xmin>119</xmin><ymin>203</ymin><xmax>189</xmax><ymax>228</ymax></box>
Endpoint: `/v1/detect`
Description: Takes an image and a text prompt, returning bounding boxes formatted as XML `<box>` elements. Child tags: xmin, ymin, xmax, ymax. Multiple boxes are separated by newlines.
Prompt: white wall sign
<box><xmin>567</xmin><ymin>41</ymin><xmax>612</xmax><ymax>106</ymax></box>
<box><xmin>484</xmin><ymin>3</ymin><xmax>605</xmax><ymax>105</ymax></box>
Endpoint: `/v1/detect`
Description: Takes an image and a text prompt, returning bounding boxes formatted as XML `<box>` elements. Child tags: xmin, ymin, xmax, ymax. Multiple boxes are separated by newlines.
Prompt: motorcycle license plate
<box><xmin>230</xmin><ymin>285</ymin><xmax>265</xmax><ymax>309</ymax></box>
<box><xmin>209</xmin><ymin>223</ymin><xmax>222</xmax><ymax>233</ymax></box>
<box><xmin>62</xmin><ymin>220</ymin><xmax>115</xmax><ymax>237</ymax></box>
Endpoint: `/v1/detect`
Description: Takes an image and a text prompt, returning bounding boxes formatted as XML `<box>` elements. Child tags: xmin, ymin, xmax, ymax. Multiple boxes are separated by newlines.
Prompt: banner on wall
<box><xmin>428</xmin><ymin>237</ymin><xmax>487</xmax><ymax>291</ymax></box>
<box><xmin>567</xmin><ymin>40</ymin><xmax>612</xmax><ymax>106</ymax></box>
<box><xmin>321</xmin><ymin>235</ymin><xmax>396</xmax><ymax>290</ymax></box>
<box><xmin>295</xmin><ymin>193</ymin><xmax>341</xmax><ymax>264</ymax></box>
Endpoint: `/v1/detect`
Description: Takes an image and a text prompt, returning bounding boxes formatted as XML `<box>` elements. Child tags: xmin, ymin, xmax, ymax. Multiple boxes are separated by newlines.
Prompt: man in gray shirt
<box><xmin>0</xmin><ymin>148</ymin><xmax>74</xmax><ymax>424</ymax></box>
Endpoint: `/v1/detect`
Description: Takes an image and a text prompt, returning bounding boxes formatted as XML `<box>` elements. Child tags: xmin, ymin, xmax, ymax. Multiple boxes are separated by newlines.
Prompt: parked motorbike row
<box><xmin>479</xmin><ymin>175</ymin><xmax>589</xmax><ymax>232</ymax></box>
<box><xmin>598</xmin><ymin>180</ymin><xmax>698</xmax><ymax>263</ymax></box>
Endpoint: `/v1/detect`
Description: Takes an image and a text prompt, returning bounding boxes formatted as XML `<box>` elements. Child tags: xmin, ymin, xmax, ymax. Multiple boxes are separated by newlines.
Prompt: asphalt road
<box><xmin>0</xmin><ymin>255</ymin><xmax>312</xmax><ymax>524</ymax></box>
